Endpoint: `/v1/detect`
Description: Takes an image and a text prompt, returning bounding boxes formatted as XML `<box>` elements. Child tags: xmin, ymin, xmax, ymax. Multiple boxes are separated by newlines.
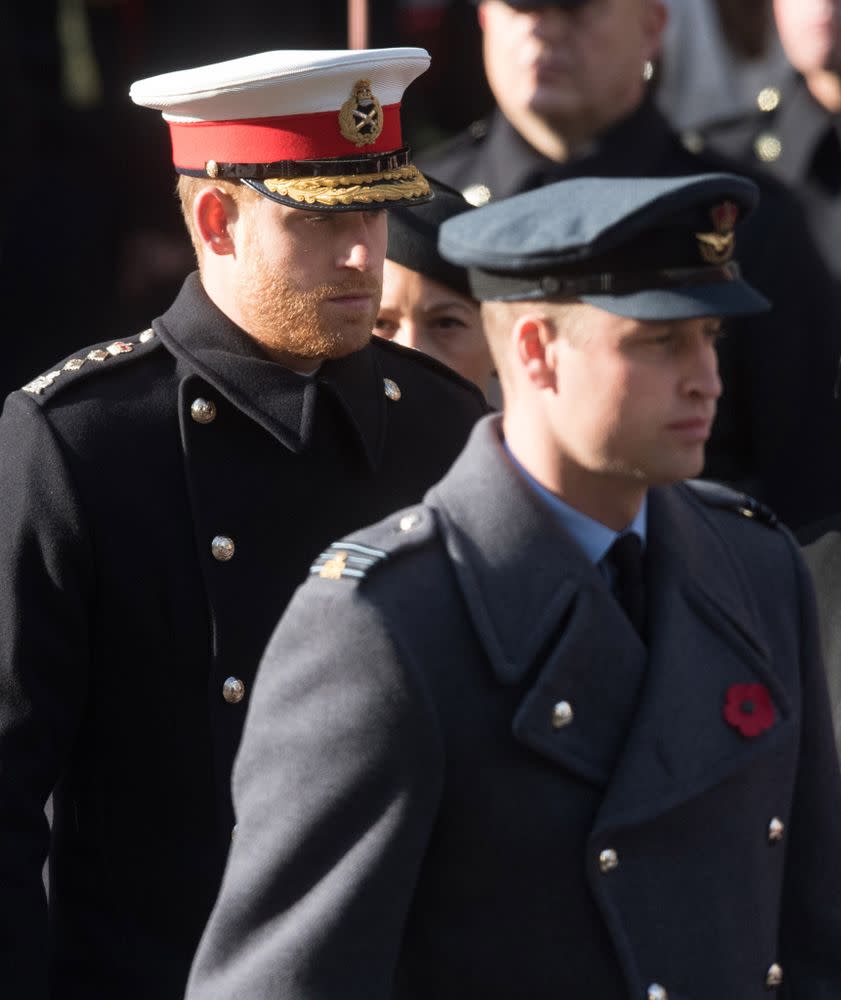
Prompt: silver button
<box><xmin>768</xmin><ymin>817</ymin><xmax>785</xmax><ymax>843</ymax></box>
<box><xmin>680</xmin><ymin>129</ymin><xmax>704</xmax><ymax>154</ymax></box>
<box><xmin>599</xmin><ymin>848</ymin><xmax>619</xmax><ymax>874</ymax></box>
<box><xmin>765</xmin><ymin>963</ymin><xmax>783</xmax><ymax>988</ymax></box>
<box><xmin>757</xmin><ymin>86</ymin><xmax>781</xmax><ymax>112</ymax></box>
<box><xmin>648</xmin><ymin>985</ymin><xmax>668</xmax><ymax>1000</ymax></box>
<box><xmin>211</xmin><ymin>535</ymin><xmax>235</xmax><ymax>561</ymax></box>
<box><xmin>222</xmin><ymin>677</ymin><xmax>245</xmax><ymax>704</ymax></box>
<box><xmin>383</xmin><ymin>378</ymin><xmax>402</xmax><ymax>401</ymax></box>
<box><xmin>462</xmin><ymin>183</ymin><xmax>491</xmax><ymax>207</ymax></box>
<box><xmin>551</xmin><ymin>701</ymin><xmax>574</xmax><ymax>729</ymax></box>
<box><xmin>468</xmin><ymin>119</ymin><xmax>488</xmax><ymax>140</ymax></box>
<box><xmin>190</xmin><ymin>397</ymin><xmax>217</xmax><ymax>424</ymax></box>
<box><xmin>399</xmin><ymin>513</ymin><xmax>420</xmax><ymax>532</ymax></box>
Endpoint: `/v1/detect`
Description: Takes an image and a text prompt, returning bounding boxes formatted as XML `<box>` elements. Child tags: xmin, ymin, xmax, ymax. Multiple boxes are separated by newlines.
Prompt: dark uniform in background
<box><xmin>417</xmin><ymin>95</ymin><xmax>841</xmax><ymax>530</ymax></box>
<box><xmin>799</xmin><ymin>516</ymin><xmax>841</xmax><ymax>761</ymax></box>
<box><xmin>185</xmin><ymin>175</ymin><xmax>841</xmax><ymax>999</ymax></box>
<box><xmin>0</xmin><ymin>49</ymin><xmax>487</xmax><ymax>999</ymax></box>
<box><xmin>701</xmin><ymin>72</ymin><xmax>841</xmax><ymax>281</ymax></box>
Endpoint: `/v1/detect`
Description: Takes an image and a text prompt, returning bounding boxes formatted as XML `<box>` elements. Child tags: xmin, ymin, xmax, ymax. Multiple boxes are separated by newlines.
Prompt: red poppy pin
<box><xmin>723</xmin><ymin>683</ymin><xmax>776</xmax><ymax>738</ymax></box>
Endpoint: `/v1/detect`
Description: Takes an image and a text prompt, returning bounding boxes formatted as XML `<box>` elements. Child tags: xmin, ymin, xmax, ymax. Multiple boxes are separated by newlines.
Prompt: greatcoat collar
<box><xmin>154</xmin><ymin>272</ymin><xmax>386</xmax><ymax>469</ymax></box>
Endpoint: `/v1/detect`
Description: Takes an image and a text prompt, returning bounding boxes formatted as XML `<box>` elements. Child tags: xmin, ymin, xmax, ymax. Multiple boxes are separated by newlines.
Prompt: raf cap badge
<box><xmin>696</xmin><ymin>201</ymin><xmax>739</xmax><ymax>265</ymax></box>
<box><xmin>339</xmin><ymin>79</ymin><xmax>384</xmax><ymax>147</ymax></box>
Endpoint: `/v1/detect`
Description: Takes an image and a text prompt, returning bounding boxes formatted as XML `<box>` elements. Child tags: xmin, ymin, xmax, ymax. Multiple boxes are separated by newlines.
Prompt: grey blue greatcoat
<box><xmin>187</xmin><ymin>416</ymin><xmax>841</xmax><ymax>1000</ymax></box>
<box><xmin>0</xmin><ymin>272</ymin><xmax>486</xmax><ymax>999</ymax></box>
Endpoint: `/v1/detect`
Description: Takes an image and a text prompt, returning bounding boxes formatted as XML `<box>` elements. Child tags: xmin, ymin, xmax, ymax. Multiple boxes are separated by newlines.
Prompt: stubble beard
<box><xmin>237</xmin><ymin>257</ymin><xmax>381</xmax><ymax>362</ymax></box>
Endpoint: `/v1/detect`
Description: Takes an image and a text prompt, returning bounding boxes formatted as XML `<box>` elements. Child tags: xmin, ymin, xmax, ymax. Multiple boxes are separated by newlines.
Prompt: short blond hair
<box><xmin>480</xmin><ymin>299</ymin><xmax>590</xmax><ymax>374</ymax></box>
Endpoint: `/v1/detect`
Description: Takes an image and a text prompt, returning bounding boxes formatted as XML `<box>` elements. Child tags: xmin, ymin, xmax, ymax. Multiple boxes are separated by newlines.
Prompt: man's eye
<box><xmin>373</xmin><ymin>318</ymin><xmax>397</xmax><ymax>338</ymax></box>
<box><xmin>433</xmin><ymin>317</ymin><xmax>468</xmax><ymax>332</ymax></box>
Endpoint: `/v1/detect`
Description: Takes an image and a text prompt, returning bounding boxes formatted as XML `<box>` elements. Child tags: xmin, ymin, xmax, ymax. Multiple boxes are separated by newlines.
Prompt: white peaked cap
<box><xmin>129</xmin><ymin>48</ymin><xmax>433</xmax><ymax>211</ymax></box>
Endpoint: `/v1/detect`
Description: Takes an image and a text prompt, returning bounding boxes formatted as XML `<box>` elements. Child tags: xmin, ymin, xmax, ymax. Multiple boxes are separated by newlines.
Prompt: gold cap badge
<box><xmin>339</xmin><ymin>79</ymin><xmax>384</xmax><ymax>147</ymax></box>
<box><xmin>696</xmin><ymin>201</ymin><xmax>739</xmax><ymax>265</ymax></box>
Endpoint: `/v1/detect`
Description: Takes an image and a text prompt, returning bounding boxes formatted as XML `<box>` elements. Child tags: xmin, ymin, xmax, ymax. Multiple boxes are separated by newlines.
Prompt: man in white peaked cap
<box><xmin>0</xmin><ymin>48</ymin><xmax>486</xmax><ymax>1000</ymax></box>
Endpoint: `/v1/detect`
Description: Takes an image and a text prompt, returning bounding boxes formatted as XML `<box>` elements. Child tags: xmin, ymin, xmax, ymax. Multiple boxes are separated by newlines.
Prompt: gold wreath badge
<box><xmin>339</xmin><ymin>79</ymin><xmax>384</xmax><ymax>147</ymax></box>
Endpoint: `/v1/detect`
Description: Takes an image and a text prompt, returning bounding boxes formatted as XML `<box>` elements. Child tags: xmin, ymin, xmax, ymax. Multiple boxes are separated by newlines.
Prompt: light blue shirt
<box><xmin>505</xmin><ymin>445</ymin><xmax>647</xmax><ymax>583</ymax></box>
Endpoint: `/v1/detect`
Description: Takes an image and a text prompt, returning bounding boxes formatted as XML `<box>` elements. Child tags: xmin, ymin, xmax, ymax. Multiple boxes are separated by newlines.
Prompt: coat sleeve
<box><xmin>185</xmin><ymin>578</ymin><xmax>445</xmax><ymax>1000</ymax></box>
<box><xmin>779</xmin><ymin>541</ymin><xmax>841</xmax><ymax>996</ymax></box>
<box><xmin>0</xmin><ymin>393</ymin><xmax>94</xmax><ymax>995</ymax></box>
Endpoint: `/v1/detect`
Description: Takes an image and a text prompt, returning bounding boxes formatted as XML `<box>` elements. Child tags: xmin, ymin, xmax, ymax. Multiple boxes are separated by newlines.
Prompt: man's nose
<box><xmin>686</xmin><ymin>342</ymin><xmax>723</xmax><ymax>400</ymax></box>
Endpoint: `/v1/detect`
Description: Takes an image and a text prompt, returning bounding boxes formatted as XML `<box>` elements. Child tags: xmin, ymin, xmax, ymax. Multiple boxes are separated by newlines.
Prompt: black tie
<box><xmin>604</xmin><ymin>533</ymin><xmax>646</xmax><ymax>637</ymax></box>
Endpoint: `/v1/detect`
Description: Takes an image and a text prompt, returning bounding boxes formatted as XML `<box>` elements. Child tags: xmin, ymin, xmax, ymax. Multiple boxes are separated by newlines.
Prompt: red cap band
<box><xmin>168</xmin><ymin>102</ymin><xmax>403</xmax><ymax>171</ymax></box>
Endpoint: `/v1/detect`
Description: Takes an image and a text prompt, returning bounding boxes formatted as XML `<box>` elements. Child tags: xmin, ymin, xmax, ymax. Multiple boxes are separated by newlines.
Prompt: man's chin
<box><xmin>292</xmin><ymin>328</ymin><xmax>372</xmax><ymax>362</ymax></box>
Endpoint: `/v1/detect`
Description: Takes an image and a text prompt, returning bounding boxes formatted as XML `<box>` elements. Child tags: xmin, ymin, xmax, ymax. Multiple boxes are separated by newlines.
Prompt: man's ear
<box><xmin>477</xmin><ymin>0</ymin><xmax>487</xmax><ymax>31</ymax></box>
<box><xmin>194</xmin><ymin>187</ymin><xmax>238</xmax><ymax>256</ymax></box>
<box><xmin>643</xmin><ymin>0</ymin><xmax>669</xmax><ymax>61</ymax></box>
<box><xmin>513</xmin><ymin>314</ymin><xmax>557</xmax><ymax>390</ymax></box>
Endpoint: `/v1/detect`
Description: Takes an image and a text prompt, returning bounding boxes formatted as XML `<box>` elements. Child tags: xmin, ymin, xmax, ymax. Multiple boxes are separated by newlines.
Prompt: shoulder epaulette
<box><xmin>309</xmin><ymin>506</ymin><xmax>435</xmax><ymax>583</ymax></box>
<box><xmin>21</xmin><ymin>327</ymin><xmax>159</xmax><ymax>398</ymax></box>
<box><xmin>684</xmin><ymin>478</ymin><xmax>779</xmax><ymax>527</ymax></box>
<box><xmin>310</xmin><ymin>541</ymin><xmax>389</xmax><ymax>581</ymax></box>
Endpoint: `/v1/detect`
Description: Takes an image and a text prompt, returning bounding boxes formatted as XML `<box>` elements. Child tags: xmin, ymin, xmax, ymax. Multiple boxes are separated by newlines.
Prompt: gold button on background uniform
<box><xmin>190</xmin><ymin>398</ymin><xmax>217</xmax><ymax>424</ymax></box>
<box><xmin>757</xmin><ymin>86</ymin><xmax>781</xmax><ymax>113</ymax></box>
<box><xmin>754</xmin><ymin>133</ymin><xmax>782</xmax><ymax>163</ymax></box>
<box><xmin>768</xmin><ymin>817</ymin><xmax>785</xmax><ymax>843</ymax></box>
<box><xmin>211</xmin><ymin>536</ymin><xmax>235</xmax><ymax>561</ymax></box>
<box><xmin>222</xmin><ymin>677</ymin><xmax>245</xmax><ymax>704</ymax></box>
<box><xmin>648</xmin><ymin>984</ymin><xmax>668</xmax><ymax>1000</ymax></box>
<box><xmin>383</xmin><ymin>378</ymin><xmax>402</xmax><ymax>401</ymax></box>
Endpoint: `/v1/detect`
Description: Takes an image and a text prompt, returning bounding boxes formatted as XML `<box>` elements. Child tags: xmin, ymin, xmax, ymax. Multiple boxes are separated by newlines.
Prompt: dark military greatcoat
<box><xmin>799</xmin><ymin>515</ymin><xmax>841</xmax><ymax>761</ymax></box>
<box><xmin>417</xmin><ymin>100</ymin><xmax>841</xmax><ymax>530</ymax></box>
<box><xmin>0</xmin><ymin>272</ymin><xmax>486</xmax><ymax>999</ymax></box>
<box><xmin>187</xmin><ymin>416</ymin><xmax>841</xmax><ymax>1000</ymax></box>
<box><xmin>701</xmin><ymin>71</ymin><xmax>841</xmax><ymax>283</ymax></box>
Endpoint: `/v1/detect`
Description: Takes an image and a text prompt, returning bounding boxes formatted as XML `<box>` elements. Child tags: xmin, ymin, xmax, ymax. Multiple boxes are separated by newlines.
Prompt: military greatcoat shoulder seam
<box><xmin>682</xmin><ymin>478</ymin><xmax>779</xmax><ymax>528</ymax></box>
<box><xmin>308</xmin><ymin>505</ymin><xmax>436</xmax><ymax>585</ymax></box>
<box><xmin>19</xmin><ymin>328</ymin><xmax>162</xmax><ymax>404</ymax></box>
<box><xmin>371</xmin><ymin>337</ymin><xmax>488</xmax><ymax>407</ymax></box>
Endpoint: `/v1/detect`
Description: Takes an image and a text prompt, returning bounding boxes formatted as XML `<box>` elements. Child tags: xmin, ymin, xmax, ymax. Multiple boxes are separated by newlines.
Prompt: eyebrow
<box><xmin>425</xmin><ymin>300</ymin><xmax>476</xmax><ymax>313</ymax></box>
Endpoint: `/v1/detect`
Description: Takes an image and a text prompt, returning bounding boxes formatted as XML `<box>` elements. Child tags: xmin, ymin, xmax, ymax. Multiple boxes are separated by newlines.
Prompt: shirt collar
<box><xmin>505</xmin><ymin>443</ymin><xmax>648</xmax><ymax>565</ymax></box>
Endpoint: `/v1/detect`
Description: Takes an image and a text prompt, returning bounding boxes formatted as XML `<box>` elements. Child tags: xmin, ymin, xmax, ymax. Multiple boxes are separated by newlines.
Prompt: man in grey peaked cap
<box><xmin>0</xmin><ymin>47</ymin><xmax>487</xmax><ymax>1000</ymax></box>
<box><xmin>417</xmin><ymin>0</ymin><xmax>841</xmax><ymax>532</ymax></box>
<box><xmin>185</xmin><ymin>173</ymin><xmax>841</xmax><ymax>999</ymax></box>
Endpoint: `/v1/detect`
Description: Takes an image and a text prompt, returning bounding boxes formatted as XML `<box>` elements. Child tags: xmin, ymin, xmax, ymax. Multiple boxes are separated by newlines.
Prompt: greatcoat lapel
<box><xmin>428</xmin><ymin>417</ymin><xmax>648</xmax><ymax>786</ymax></box>
<box><xmin>592</xmin><ymin>484</ymin><xmax>794</xmax><ymax>834</ymax></box>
